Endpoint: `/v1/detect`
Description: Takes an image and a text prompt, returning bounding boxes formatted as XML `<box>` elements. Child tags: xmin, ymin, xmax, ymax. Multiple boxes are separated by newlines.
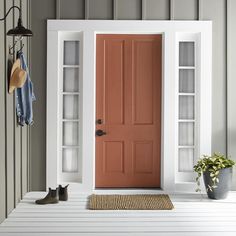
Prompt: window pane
<box><xmin>179</xmin><ymin>148</ymin><xmax>194</xmax><ymax>172</ymax></box>
<box><xmin>179</xmin><ymin>95</ymin><xmax>194</xmax><ymax>119</ymax></box>
<box><xmin>62</xmin><ymin>148</ymin><xmax>78</xmax><ymax>172</ymax></box>
<box><xmin>64</xmin><ymin>41</ymin><xmax>79</xmax><ymax>65</ymax></box>
<box><xmin>63</xmin><ymin>95</ymin><xmax>79</xmax><ymax>119</ymax></box>
<box><xmin>63</xmin><ymin>68</ymin><xmax>79</xmax><ymax>92</ymax></box>
<box><xmin>179</xmin><ymin>42</ymin><xmax>194</xmax><ymax>66</ymax></box>
<box><xmin>179</xmin><ymin>69</ymin><xmax>195</xmax><ymax>93</ymax></box>
<box><xmin>179</xmin><ymin>122</ymin><xmax>194</xmax><ymax>146</ymax></box>
<box><xmin>63</xmin><ymin>122</ymin><xmax>79</xmax><ymax>146</ymax></box>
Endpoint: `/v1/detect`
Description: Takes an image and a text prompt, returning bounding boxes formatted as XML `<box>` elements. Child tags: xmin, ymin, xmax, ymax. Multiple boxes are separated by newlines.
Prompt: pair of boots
<box><xmin>35</xmin><ymin>185</ymin><xmax>69</xmax><ymax>204</ymax></box>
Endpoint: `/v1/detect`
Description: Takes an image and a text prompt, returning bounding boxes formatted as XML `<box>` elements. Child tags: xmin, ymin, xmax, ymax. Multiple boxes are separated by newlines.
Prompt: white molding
<box><xmin>47</xmin><ymin>30</ymin><xmax>60</xmax><ymax>189</ymax></box>
<box><xmin>47</xmin><ymin>20</ymin><xmax>212</xmax><ymax>193</ymax></box>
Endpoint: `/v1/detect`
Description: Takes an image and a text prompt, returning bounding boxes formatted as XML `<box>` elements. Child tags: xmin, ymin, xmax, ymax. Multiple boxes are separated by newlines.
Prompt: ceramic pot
<box><xmin>203</xmin><ymin>167</ymin><xmax>232</xmax><ymax>199</ymax></box>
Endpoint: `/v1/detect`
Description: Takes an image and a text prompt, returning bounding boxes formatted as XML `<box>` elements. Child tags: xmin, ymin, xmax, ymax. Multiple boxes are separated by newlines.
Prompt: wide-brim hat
<box><xmin>9</xmin><ymin>59</ymin><xmax>27</xmax><ymax>94</ymax></box>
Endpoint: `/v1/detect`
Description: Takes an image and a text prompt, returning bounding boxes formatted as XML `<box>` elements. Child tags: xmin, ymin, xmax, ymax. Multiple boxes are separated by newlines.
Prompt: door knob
<box><xmin>96</xmin><ymin>129</ymin><xmax>107</xmax><ymax>136</ymax></box>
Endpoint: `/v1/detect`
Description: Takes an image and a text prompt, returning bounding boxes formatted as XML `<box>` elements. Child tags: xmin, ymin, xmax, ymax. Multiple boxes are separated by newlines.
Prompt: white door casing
<box><xmin>47</xmin><ymin>20</ymin><xmax>212</xmax><ymax>193</ymax></box>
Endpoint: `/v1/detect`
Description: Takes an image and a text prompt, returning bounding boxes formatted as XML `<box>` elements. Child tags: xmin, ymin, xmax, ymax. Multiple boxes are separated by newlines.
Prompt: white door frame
<box><xmin>47</xmin><ymin>20</ymin><xmax>212</xmax><ymax>193</ymax></box>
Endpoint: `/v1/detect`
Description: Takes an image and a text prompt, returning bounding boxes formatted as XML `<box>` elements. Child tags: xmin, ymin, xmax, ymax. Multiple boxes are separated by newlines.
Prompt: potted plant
<box><xmin>194</xmin><ymin>153</ymin><xmax>235</xmax><ymax>199</ymax></box>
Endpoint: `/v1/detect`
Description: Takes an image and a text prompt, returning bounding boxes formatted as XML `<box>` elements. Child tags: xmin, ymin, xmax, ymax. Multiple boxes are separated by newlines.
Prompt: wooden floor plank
<box><xmin>2</xmin><ymin>220</ymin><xmax>236</xmax><ymax>227</ymax></box>
<box><xmin>1</xmin><ymin>192</ymin><xmax>236</xmax><ymax>235</ymax></box>
<box><xmin>4</xmin><ymin>216</ymin><xmax>236</xmax><ymax>222</ymax></box>
<box><xmin>8</xmin><ymin>211</ymin><xmax>236</xmax><ymax>218</ymax></box>
<box><xmin>1</xmin><ymin>233</ymin><xmax>236</xmax><ymax>236</ymax></box>
<box><xmin>0</xmin><ymin>226</ymin><xmax>236</xmax><ymax>233</ymax></box>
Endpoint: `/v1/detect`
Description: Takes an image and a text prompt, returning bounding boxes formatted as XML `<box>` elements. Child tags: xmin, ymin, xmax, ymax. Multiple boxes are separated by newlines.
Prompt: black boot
<box><xmin>59</xmin><ymin>184</ymin><xmax>69</xmax><ymax>201</ymax></box>
<box><xmin>35</xmin><ymin>188</ymin><xmax>59</xmax><ymax>204</ymax></box>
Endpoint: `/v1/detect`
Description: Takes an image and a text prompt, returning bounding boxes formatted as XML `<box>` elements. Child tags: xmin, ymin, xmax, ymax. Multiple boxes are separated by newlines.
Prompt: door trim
<box><xmin>47</xmin><ymin>20</ymin><xmax>212</xmax><ymax>193</ymax></box>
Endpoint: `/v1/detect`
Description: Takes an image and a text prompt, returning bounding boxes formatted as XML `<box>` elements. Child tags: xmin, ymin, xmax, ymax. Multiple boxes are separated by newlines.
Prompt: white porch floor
<box><xmin>1</xmin><ymin>191</ymin><xmax>236</xmax><ymax>236</ymax></box>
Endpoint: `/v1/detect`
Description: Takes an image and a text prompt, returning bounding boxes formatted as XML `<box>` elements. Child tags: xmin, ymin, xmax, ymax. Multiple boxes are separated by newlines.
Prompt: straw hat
<box><xmin>9</xmin><ymin>59</ymin><xmax>27</xmax><ymax>94</ymax></box>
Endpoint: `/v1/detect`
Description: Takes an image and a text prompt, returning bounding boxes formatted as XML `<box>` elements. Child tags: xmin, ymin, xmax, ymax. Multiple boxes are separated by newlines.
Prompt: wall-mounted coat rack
<box><xmin>9</xmin><ymin>36</ymin><xmax>24</xmax><ymax>55</ymax></box>
<box><xmin>1</xmin><ymin>5</ymin><xmax>33</xmax><ymax>54</ymax></box>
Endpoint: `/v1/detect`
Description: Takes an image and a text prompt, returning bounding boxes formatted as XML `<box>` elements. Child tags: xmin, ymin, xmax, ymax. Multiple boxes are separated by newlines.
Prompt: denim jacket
<box><xmin>15</xmin><ymin>51</ymin><xmax>36</xmax><ymax>126</ymax></box>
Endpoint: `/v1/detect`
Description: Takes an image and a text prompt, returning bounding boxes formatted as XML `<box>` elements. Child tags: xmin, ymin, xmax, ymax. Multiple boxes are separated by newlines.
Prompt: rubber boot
<box><xmin>59</xmin><ymin>184</ymin><xmax>69</xmax><ymax>201</ymax></box>
<box><xmin>35</xmin><ymin>188</ymin><xmax>59</xmax><ymax>204</ymax></box>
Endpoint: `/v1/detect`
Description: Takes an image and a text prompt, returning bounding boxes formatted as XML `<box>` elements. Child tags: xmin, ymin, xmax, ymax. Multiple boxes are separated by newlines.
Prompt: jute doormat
<box><xmin>89</xmin><ymin>194</ymin><xmax>174</xmax><ymax>210</ymax></box>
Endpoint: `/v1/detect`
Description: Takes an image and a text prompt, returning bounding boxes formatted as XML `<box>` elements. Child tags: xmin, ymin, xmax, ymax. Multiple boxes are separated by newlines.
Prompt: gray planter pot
<box><xmin>203</xmin><ymin>167</ymin><xmax>232</xmax><ymax>199</ymax></box>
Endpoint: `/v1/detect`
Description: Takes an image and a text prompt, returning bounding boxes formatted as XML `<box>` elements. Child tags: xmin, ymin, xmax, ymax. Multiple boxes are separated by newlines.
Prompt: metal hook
<box><xmin>8</xmin><ymin>36</ymin><xmax>23</xmax><ymax>55</ymax></box>
<box><xmin>9</xmin><ymin>41</ymin><xmax>17</xmax><ymax>55</ymax></box>
<box><xmin>17</xmin><ymin>43</ymin><xmax>24</xmax><ymax>52</ymax></box>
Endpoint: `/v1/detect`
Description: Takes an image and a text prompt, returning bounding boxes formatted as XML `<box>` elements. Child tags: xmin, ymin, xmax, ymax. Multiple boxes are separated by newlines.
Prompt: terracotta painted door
<box><xmin>96</xmin><ymin>34</ymin><xmax>162</xmax><ymax>187</ymax></box>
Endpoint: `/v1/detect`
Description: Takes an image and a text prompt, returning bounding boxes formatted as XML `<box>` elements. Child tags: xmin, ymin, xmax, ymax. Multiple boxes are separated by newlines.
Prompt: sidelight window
<box><xmin>177</xmin><ymin>34</ymin><xmax>199</xmax><ymax>182</ymax></box>
<box><xmin>59</xmin><ymin>34</ymin><xmax>83</xmax><ymax>184</ymax></box>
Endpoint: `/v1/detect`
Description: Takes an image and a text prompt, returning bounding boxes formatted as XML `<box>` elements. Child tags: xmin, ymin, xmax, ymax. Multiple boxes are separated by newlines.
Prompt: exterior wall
<box><xmin>0</xmin><ymin>0</ymin><xmax>30</xmax><ymax>223</ymax></box>
<box><xmin>30</xmin><ymin>0</ymin><xmax>235</xmax><ymax>190</ymax></box>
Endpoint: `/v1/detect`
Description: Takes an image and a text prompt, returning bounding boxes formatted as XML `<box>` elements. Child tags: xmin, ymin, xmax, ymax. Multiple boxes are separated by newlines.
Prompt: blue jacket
<box><xmin>15</xmin><ymin>51</ymin><xmax>36</xmax><ymax>126</ymax></box>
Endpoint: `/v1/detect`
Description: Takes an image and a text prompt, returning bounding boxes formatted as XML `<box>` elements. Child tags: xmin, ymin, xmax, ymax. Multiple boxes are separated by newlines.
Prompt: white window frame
<box><xmin>175</xmin><ymin>33</ymin><xmax>200</xmax><ymax>183</ymax></box>
<box><xmin>47</xmin><ymin>20</ymin><xmax>212</xmax><ymax>193</ymax></box>
<box><xmin>58</xmin><ymin>32</ymin><xmax>83</xmax><ymax>184</ymax></box>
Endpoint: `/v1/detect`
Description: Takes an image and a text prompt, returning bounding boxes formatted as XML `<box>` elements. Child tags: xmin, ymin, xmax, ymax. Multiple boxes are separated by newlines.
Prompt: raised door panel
<box><xmin>104</xmin><ymin>40</ymin><xmax>125</xmax><ymax>125</ymax></box>
<box><xmin>103</xmin><ymin>141</ymin><xmax>124</xmax><ymax>173</ymax></box>
<box><xmin>132</xmin><ymin>40</ymin><xmax>154</xmax><ymax>125</ymax></box>
<box><xmin>133</xmin><ymin>141</ymin><xmax>153</xmax><ymax>174</ymax></box>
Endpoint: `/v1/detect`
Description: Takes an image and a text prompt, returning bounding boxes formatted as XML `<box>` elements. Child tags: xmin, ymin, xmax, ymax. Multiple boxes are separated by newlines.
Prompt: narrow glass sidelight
<box><xmin>178</xmin><ymin>40</ymin><xmax>196</xmax><ymax>175</ymax></box>
<box><xmin>60</xmin><ymin>37</ymin><xmax>82</xmax><ymax>183</ymax></box>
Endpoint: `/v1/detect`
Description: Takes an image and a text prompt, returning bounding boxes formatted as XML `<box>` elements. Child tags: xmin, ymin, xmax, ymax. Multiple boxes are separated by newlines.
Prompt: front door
<box><xmin>95</xmin><ymin>34</ymin><xmax>162</xmax><ymax>187</ymax></box>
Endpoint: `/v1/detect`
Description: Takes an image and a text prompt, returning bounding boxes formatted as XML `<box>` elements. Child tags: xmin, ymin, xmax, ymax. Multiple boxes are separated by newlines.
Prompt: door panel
<box><xmin>104</xmin><ymin>141</ymin><xmax>124</xmax><ymax>173</ymax></box>
<box><xmin>105</xmin><ymin>40</ymin><xmax>125</xmax><ymax>125</ymax></box>
<box><xmin>133</xmin><ymin>40</ymin><xmax>154</xmax><ymax>125</ymax></box>
<box><xmin>96</xmin><ymin>34</ymin><xmax>162</xmax><ymax>187</ymax></box>
<box><xmin>133</xmin><ymin>141</ymin><xmax>153</xmax><ymax>173</ymax></box>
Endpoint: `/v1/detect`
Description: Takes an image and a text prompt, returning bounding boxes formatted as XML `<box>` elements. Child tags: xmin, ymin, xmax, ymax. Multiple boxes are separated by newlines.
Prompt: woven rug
<box><xmin>89</xmin><ymin>194</ymin><xmax>174</xmax><ymax>210</ymax></box>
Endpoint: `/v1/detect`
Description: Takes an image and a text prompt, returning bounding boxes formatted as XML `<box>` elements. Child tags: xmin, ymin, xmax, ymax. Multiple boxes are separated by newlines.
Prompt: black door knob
<box><xmin>96</xmin><ymin>129</ymin><xmax>107</xmax><ymax>136</ymax></box>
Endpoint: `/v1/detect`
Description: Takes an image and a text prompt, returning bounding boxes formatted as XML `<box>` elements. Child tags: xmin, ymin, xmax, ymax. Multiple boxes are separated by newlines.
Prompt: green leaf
<box><xmin>210</xmin><ymin>173</ymin><xmax>215</xmax><ymax>177</ymax></box>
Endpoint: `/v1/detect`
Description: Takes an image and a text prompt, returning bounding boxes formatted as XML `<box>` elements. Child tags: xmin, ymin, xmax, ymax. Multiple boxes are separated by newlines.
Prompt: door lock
<box><xmin>96</xmin><ymin>119</ymin><xmax>103</xmax><ymax>124</ymax></box>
